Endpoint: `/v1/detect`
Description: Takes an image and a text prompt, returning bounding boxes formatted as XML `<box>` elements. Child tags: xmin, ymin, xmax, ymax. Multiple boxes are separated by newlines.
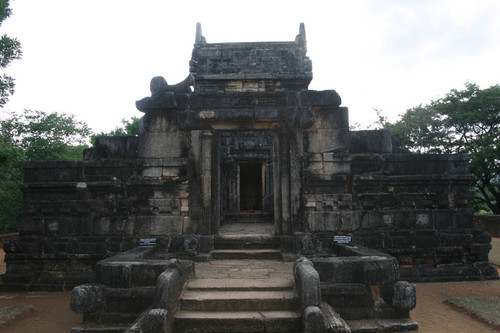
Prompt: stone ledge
<box><xmin>312</xmin><ymin>256</ymin><xmax>399</xmax><ymax>285</ymax></box>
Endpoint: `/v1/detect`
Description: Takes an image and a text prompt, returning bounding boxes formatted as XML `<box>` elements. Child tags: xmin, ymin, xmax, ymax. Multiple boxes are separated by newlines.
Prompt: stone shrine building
<box><xmin>2</xmin><ymin>23</ymin><xmax>496</xmax><ymax>291</ymax></box>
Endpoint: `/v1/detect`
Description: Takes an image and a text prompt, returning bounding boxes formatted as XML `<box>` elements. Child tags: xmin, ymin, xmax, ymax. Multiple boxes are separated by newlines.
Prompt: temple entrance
<box><xmin>195</xmin><ymin>124</ymin><xmax>302</xmax><ymax>236</ymax></box>
<box><xmin>219</xmin><ymin>131</ymin><xmax>274</xmax><ymax>225</ymax></box>
<box><xmin>239</xmin><ymin>163</ymin><xmax>262</xmax><ymax>212</ymax></box>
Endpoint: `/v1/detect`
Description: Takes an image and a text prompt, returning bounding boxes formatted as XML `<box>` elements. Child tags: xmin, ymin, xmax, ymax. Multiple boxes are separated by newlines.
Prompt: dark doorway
<box><xmin>239</xmin><ymin>163</ymin><xmax>262</xmax><ymax>211</ymax></box>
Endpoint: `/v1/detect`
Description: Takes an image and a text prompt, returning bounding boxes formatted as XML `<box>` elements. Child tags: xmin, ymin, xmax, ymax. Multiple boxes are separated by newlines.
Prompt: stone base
<box><xmin>399</xmin><ymin>261</ymin><xmax>499</xmax><ymax>282</ymax></box>
<box><xmin>347</xmin><ymin>318</ymin><xmax>418</xmax><ymax>333</ymax></box>
<box><xmin>1</xmin><ymin>253</ymin><xmax>104</xmax><ymax>291</ymax></box>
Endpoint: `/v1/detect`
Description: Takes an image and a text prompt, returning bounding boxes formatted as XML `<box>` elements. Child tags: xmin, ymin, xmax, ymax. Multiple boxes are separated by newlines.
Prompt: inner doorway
<box><xmin>219</xmin><ymin>130</ymin><xmax>274</xmax><ymax>225</ymax></box>
<box><xmin>239</xmin><ymin>163</ymin><xmax>262</xmax><ymax>212</ymax></box>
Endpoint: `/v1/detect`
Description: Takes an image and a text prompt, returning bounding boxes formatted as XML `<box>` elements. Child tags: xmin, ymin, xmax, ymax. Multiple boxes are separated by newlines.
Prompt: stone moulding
<box><xmin>297</xmin><ymin>244</ymin><xmax>418</xmax><ymax>332</ymax></box>
<box><xmin>70</xmin><ymin>247</ymin><xmax>194</xmax><ymax>332</ymax></box>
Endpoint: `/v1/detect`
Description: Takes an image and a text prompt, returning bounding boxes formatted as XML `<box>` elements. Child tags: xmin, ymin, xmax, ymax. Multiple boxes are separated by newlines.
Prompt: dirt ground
<box><xmin>0</xmin><ymin>240</ymin><xmax>499</xmax><ymax>333</ymax></box>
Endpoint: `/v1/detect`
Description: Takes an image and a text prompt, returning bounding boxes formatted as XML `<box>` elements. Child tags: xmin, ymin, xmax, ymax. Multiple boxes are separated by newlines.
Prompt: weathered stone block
<box><xmin>294</xmin><ymin>258</ymin><xmax>321</xmax><ymax>309</ymax></box>
<box><xmin>305</xmin><ymin>129</ymin><xmax>350</xmax><ymax>153</ymax></box>
<box><xmin>321</xmin><ymin>283</ymin><xmax>370</xmax><ymax>297</ymax></box>
<box><xmin>96</xmin><ymin>262</ymin><xmax>133</xmax><ymax>288</ymax></box>
<box><xmin>308</xmin><ymin>90</ymin><xmax>342</xmax><ymax>108</ymax></box>
<box><xmin>131</xmin><ymin>262</ymin><xmax>169</xmax><ymax>286</ymax></box>
<box><xmin>167</xmin><ymin>259</ymin><xmax>195</xmax><ymax>279</ymax></box>
<box><xmin>138</xmin><ymin>132</ymin><xmax>188</xmax><ymax>158</ymax></box>
<box><xmin>303</xmin><ymin>306</ymin><xmax>326</xmax><ymax>333</ymax></box>
<box><xmin>23</xmin><ymin>161</ymin><xmax>83</xmax><ymax>183</ymax></box>
<box><xmin>280</xmin><ymin>235</ymin><xmax>295</xmax><ymax>253</ymax></box>
<box><xmin>350</xmin><ymin>130</ymin><xmax>392</xmax><ymax>153</ymax></box>
<box><xmin>323</xmin><ymin>159</ymin><xmax>351</xmax><ymax>175</ymax></box>
<box><xmin>311</xmin><ymin>106</ymin><xmax>348</xmax><ymax>129</ymax></box>
<box><xmin>312</xmin><ymin>256</ymin><xmax>399</xmax><ymax>285</ymax></box>
<box><xmin>92</xmin><ymin>136</ymin><xmax>139</xmax><ymax>160</ymax></box>
<box><xmin>294</xmin><ymin>234</ymin><xmax>316</xmax><ymax>255</ymax></box>
<box><xmin>70</xmin><ymin>284</ymin><xmax>106</xmax><ymax>314</ymax></box>
<box><xmin>350</xmin><ymin>155</ymin><xmax>383</xmax><ymax>174</ymax></box>
<box><xmin>182</xmin><ymin>234</ymin><xmax>199</xmax><ymax>254</ymax></box>
<box><xmin>380</xmin><ymin>281</ymin><xmax>416</xmax><ymax>311</ymax></box>
<box><xmin>198</xmin><ymin>236</ymin><xmax>213</xmax><ymax>253</ymax></box>
<box><xmin>19</xmin><ymin>217</ymin><xmax>44</xmax><ymax>235</ymax></box>
<box><xmin>126</xmin><ymin>308</ymin><xmax>169</xmax><ymax>333</ymax></box>
<box><xmin>415</xmin><ymin>230</ymin><xmax>439</xmax><ymax>248</ymax></box>
<box><xmin>455</xmin><ymin>208</ymin><xmax>474</xmax><ymax>228</ymax></box>
<box><xmin>469</xmin><ymin>243</ymin><xmax>492</xmax><ymax>255</ymax></box>
<box><xmin>320</xmin><ymin>302</ymin><xmax>352</xmax><ymax>333</ymax></box>
<box><xmin>305</xmin><ymin>175</ymin><xmax>348</xmax><ymax>194</ymax></box>
<box><xmin>153</xmin><ymin>259</ymin><xmax>194</xmax><ymax>311</ymax></box>
<box><xmin>341</xmin><ymin>211</ymin><xmax>361</xmax><ymax>231</ymax></box>
<box><xmin>311</xmin><ymin>212</ymin><xmax>341</xmax><ymax>232</ymax></box>
<box><xmin>135</xmin><ymin>216</ymin><xmax>182</xmax><ymax>236</ymax></box>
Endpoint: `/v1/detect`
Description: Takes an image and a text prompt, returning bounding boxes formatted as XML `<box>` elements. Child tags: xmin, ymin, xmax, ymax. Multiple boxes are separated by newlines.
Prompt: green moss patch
<box><xmin>445</xmin><ymin>296</ymin><xmax>500</xmax><ymax>328</ymax></box>
<box><xmin>0</xmin><ymin>306</ymin><xmax>31</xmax><ymax>325</ymax></box>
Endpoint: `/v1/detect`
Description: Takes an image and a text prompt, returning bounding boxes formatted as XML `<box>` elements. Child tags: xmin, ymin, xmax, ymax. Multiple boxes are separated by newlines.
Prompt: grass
<box><xmin>0</xmin><ymin>306</ymin><xmax>30</xmax><ymax>325</ymax></box>
<box><xmin>445</xmin><ymin>296</ymin><xmax>500</xmax><ymax>328</ymax></box>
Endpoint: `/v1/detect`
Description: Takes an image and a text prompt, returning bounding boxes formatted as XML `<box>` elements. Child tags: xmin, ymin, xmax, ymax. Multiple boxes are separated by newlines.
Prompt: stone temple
<box><xmin>2</xmin><ymin>24</ymin><xmax>497</xmax><ymax>332</ymax></box>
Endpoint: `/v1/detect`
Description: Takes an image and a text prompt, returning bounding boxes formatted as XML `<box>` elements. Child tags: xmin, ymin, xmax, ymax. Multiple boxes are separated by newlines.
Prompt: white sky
<box><xmin>2</xmin><ymin>0</ymin><xmax>500</xmax><ymax>133</ymax></box>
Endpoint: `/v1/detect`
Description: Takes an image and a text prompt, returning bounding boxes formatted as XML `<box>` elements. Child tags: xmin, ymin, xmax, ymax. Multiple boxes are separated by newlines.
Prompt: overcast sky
<box><xmin>2</xmin><ymin>0</ymin><xmax>500</xmax><ymax>133</ymax></box>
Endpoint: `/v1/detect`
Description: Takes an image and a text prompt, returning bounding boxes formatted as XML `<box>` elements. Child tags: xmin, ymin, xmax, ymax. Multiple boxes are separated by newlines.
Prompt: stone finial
<box><xmin>195</xmin><ymin>22</ymin><xmax>206</xmax><ymax>45</ymax></box>
<box><xmin>296</xmin><ymin>23</ymin><xmax>307</xmax><ymax>48</ymax></box>
<box><xmin>299</xmin><ymin>23</ymin><xmax>306</xmax><ymax>41</ymax></box>
<box><xmin>195</xmin><ymin>23</ymin><xmax>202</xmax><ymax>43</ymax></box>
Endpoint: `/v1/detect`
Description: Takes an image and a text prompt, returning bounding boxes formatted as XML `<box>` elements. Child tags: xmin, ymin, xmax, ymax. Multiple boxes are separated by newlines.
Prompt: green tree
<box><xmin>0</xmin><ymin>110</ymin><xmax>91</xmax><ymax>233</ymax></box>
<box><xmin>0</xmin><ymin>139</ymin><xmax>23</xmax><ymax>233</ymax></box>
<box><xmin>91</xmin><ymin>116</ymin><xmax>140</xmax><ymax>144</ymax></box>
<box><xmin>3</xmin><ymin>109</ymin><xmax>91</xmax><ymax>160</ymax></box>
<box><xmin>385</xmin><ymin>83</ymin><xmax>500</xmax><ymax>214</ymax></box>
<box><xmin>0</xmin><ymin>0</ymin><xmax>22</xmax><ymax>107</ymax></box>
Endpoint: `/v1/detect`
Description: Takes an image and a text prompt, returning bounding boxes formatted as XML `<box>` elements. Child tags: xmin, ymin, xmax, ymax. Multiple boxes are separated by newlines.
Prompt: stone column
<box><xmin>210</xmin><ymin>131</ymin><xmax>220</xmax><ymax>234</ymax></box>
<box><xmin>273</xmin><ymin>127</ymin><xmax>304</xmax><ymax>234</ymax></box>
<box><xmin>201</xmin><ymin>131</ymin><xmax>213</xmax><ymax>235</ymax></box>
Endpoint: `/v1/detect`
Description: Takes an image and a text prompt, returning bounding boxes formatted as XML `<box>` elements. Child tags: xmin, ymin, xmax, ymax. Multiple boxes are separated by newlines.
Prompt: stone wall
<box><xmin>3</xmin><ymin>136</ymin><xmax>191</xmax><ymax>289</ymax></box>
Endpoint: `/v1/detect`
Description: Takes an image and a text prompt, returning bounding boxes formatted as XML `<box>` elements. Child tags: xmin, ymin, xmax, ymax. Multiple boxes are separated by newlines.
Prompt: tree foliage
<box><xmin>0</xmin><ymin>0</ymin><xmax>22</xmax><ymax>107</ymax></box>
<box><xmin>0</xmin><ymin>138</ymin><xmax>23</xmax><ymax>233</ymax></box>
<box><xmin>2</xmin><ymin>109</ymin><xmax>91</xmax><ymax>160</ymax></box>
<box><xmin>91</xmin><ymin>116</ymin><xmax>140</xmax><ymax>144</ymax></box>
<box><xmin>385</xmin><ymin>83</ymin><xmax>500</xmax><ymax>214</ymax></box>
<box><xmin>0</xmin><ymin>110</ymin><xmax>91</xmax><ymax>233</ymax></box>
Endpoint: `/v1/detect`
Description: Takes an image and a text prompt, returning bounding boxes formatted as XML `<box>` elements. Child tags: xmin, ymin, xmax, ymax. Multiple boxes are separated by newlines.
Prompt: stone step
<box><xmin>218</xmin><ymin>222</ymin><xmax>274</xmax><ymax>236</ymax></box>
<box><xmin>211</xmin><ymin>249</ymin><xmax>281</xmax><ymax>260</ymax></box>
<box><xmin>180</xmin><ymin>290</ymin><xmax>299</xmax><ymax>311</ymax></box>
<box><xmin>186</xmin><ymin>278</ymin><xmax>294</xmax><ymax>291</ymax></box>
<box><xmin>347</xmin><ymin>318</ymin><xmax>418</xmax><ymax>332</ymax></box>
<box><xmin>173</xmin><ymin>310</ymin><xmax>302</xmax><ymax>332</ymax></box>
<box><xmin>71</xmin><ymin>326</ymin><xmax>129</xmax><ymax>333</ymax></box>
<box><xmin>213</xmin><ymin>234</ymin><xmax>279</xmax><ymax>250</ymax></box>
<box><xmin>224</xmin><ymin>212</ymin><xmax>273</xmax><ymax>222</ymax></box>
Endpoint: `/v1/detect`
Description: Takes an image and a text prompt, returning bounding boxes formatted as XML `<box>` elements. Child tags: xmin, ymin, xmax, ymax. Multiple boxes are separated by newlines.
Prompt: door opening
<box><xmin>239</xmin><ymin>163</ymin><xmax>262</xmax><ymax>212</ymax></box>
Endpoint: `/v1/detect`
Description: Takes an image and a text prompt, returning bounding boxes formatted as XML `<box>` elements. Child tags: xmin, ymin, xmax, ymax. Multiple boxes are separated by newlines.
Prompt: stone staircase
<box><xmin>173</xmin><ymin>226</ymin><xmax>303</xmax><ymax>332</ymax></box>
<box><xmin>212</xmin><ymin>233</ymin><xmax>281</xmax><ymax>260</ymax></box>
